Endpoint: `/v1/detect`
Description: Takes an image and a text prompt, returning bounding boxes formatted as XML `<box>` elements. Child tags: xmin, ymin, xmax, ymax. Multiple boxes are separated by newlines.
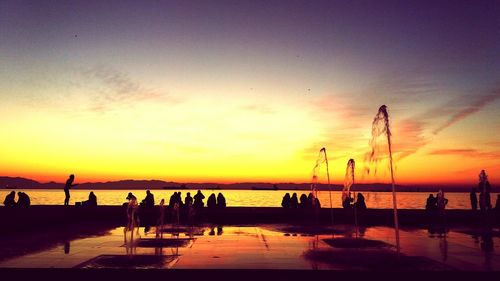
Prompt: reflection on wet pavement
<box><xmin>0</xmin><ymin>224</ymin><xmax>498</xmax><ymax>270</ymax></box>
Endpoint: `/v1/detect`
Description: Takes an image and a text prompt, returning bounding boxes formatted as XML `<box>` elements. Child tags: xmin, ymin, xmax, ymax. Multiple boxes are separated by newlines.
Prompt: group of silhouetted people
<box><xmin>342</xmin><ymin>192</ymin><xmax>367</xmax><ymax>211</ymax></box>
<box><xmin>426</xmin><ymin>190</ymin><xmax>448</xmax><ymax>211</ymax></box>
<box><xmin>281</xmin><ymin>192</ymin><xmax>320</xmax><ymax>209</ymax></box>
<box><xmin>207</xmin><ymin>192</ymin><xmax>226</xmax><ymax>208</ymax></box>
<box><xmin>3</xmin><ymin>191</ymin><xmax>30</xmax><ymax>207</ymax></box>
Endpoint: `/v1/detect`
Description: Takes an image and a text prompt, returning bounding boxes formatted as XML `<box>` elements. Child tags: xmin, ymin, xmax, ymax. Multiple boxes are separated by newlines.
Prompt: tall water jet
<box><xmin>367</xmin><ymin>105</ymin><xmax>400</xmax><ymax>256</ymax></box>
<box><xmin>311</xmin><ymin>147</ymin><xmax>332</xmax><ymax>225</ymax></box>
<box><xmin>343</xmin><ymin>159</ymin><xmax>357</xmax><ymax>236</ymax></box>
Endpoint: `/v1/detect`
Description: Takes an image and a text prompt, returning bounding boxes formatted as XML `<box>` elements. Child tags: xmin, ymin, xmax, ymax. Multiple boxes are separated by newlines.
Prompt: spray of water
<box><xmin>366</xmin><ymin>105</ymin><xmax>400</xmax><ymax>256</ymax></box>
<box><xmin>342</xmin><ymin>159</ymin><xmax>355</xmax><ymax>204</ymax></box>
<box><xmin>311</xmin><ymin>147</ymin><xmax>332</xmax><ymax>225</ymax></box>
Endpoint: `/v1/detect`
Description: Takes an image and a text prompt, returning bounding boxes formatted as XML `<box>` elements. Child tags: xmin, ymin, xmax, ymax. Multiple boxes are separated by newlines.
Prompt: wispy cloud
<box><xmin>432</xmin><ymin>90</ymin><xmax>500</xmax><ymax>134</ymax></box>
<box><xmin>428</xmin><ymin>148</ymin><xmax>500</xmax><ymax>159</ymax></box>
<box><xmin>73</xmin><ymin>65</ymin><xmax>183</xmax><ymax>112</ymax></box>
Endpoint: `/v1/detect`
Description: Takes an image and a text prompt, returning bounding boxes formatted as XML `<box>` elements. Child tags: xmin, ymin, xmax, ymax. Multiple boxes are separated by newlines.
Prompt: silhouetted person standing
<box><xmin>217</xmin><ymin>193</ymin><xmax>226</xmax><ymax>208</ymax></box>
<box><xmin>193</xmin><ymin>190</ymin><xmax>205</xmax><ymax>208</ymax></box>
<box><xmin>185</xmin><ymin>192</ymin><xmax>193</xmax><ymax>207</ymax></box>
<box><xmin>478</xmin><ymin>170</ymin><xmax>491</xmax><ymax>211</ymax></box>
<box><xmin>142</xmin><ymin>190</ymin><xmax>154</xmax><ymax>207</ymax></box>
<box><xmin>426</xmin><ymin>194</ymin><xmax>437</xmax><ymax>211</ymax></box>
<box><xmin>470</xmin><ymin>188</ymin><xmax>478</xmax><ymax>210</ymax></box>
<box><xmin>64</xmin><ymin>174</ymin><xmax>77</xmax><ymax>206</ymax></box>
<box><xmin>3</xmin><ymin>191</ymin><xmax>16</xmax><ymax>207</ymax></box>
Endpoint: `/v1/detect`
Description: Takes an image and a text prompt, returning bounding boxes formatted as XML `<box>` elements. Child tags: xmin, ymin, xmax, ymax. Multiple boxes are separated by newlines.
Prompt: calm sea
<box><xmin>1</xmin><ymin>189</ymin><xmax>497</xmax><ymax>209</ymax></box>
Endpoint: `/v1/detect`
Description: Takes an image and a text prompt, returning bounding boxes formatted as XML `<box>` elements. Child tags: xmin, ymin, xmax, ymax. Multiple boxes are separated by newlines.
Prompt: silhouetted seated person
<box><xmin>290</xmin><ymin>193</ymin><xmax>299</xmax><ymax>208</ymax></box>
<box><xmin>307</xmin><ymin>193</ymin><xmax>314</xmax><ymax>208</ymax></box>
<box><xmin>82</xmin><ymin>191</ymin><xmax>97</xmax><ymax>207</ymax></box>
<box><xmin>281</xmin><ymin>193</ymin><xmax>291</xmax><ymax>208</ymax></box>
<box><xmin>17</xmin><ymin>192</ymin><xmax>30</xmax><ymax>207</ymax></box>
<box><xmin>3</xmin><ymin>191</ymin><xmax>16</xmax><ymax>207</ymax></box>
<box><xmin>470</xmin><ymin>188</ymin><xmax>478</xmax><ymax>211</ymax></box>
<box><xmin>342</xmin><ymin>195</ymin><xmax>353</xmax><ymax>209</ymax></box>
<box><xmin>141</xmin><ymin>190</ymin><xmax>155</xmax><ymax>207</ymax></box>
<box><xmin>193</xmin><ymin>190</ymin><xmax>205</xmax><ymax>208</ymax></box>
<box><xmin>425</xmin><ymin>194</ymin><xmax>437</xmax><ymax>211</ymax></box>
<box><xmin>299</xmin><ymin>194</ymin><xmax>308</xmax><ymax>208</ymax></box>
<box><xmin>207</xmin><ymin>193</ymin><xmax>217</xmax><ymax>208</ymax></box>
<box><xmin>354</xmin><ymin>193</ymin><xmax>366</xmax><ymax>211</ymax></box>
<box><xmin>217</xmin><ymin>193</ymin><xmax>226</xmax><ymax>208</ymax></box>
<box><xmin>436</xmin><ymin>190</ymin><xmax>448</xmax><ymax>211</ymax></box>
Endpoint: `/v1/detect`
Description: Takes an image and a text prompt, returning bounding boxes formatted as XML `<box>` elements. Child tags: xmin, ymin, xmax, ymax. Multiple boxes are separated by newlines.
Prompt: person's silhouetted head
<box><xmin>146</xmin><ymin>190</ymin><xmax>151</xmax><ymax>195</ymax></box>
<box><xmin>69</xmin><ymin>174</ymin><xmax>74</xmax><ymax>180</ymax></box>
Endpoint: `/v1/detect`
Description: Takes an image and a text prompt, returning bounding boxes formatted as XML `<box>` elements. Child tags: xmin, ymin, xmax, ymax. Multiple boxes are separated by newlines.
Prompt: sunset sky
<box><xmin>1</xmin><ymin>0</ymin><xmax>499</xmax><ymax>186</ymax></box>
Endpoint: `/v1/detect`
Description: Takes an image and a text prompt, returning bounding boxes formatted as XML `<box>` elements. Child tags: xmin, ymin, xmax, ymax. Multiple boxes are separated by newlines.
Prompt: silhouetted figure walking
<box><xmin>217</xmin><ymin>193</ymin><xmax>226</xmax><ymax>208</ymax></box>
<box><xmin>3</xmin><ymin>191</ymin><xmax>16</xmax><ymax>207</ymax></box>
<box><xmin>470</xmin><ymin>188</ymin><xmax>478</xmax><ymax>210</ymax></box>
<box><xmin>193</xmin><ymin>190</ymin><xmax>205</xmax><ymax>208</ymax></box>
<box><xmin>64</xmin><ymin>174</ymin><xmax>77</xmax><ymax>206</ymax></box>
<box><xmin>17</xmin><ymin>192</ymin><xmax>30</xmax><ymax>207</ymax></box>
<box><xmin>290</xmin><ymin>193</ymin><xmax>299</xmax><ymax>208</ymax></box>
<box><xmin>141</xmin><ymin>190</ymin><xmax>154</xmax><ymax>207</ymax></box>
<box><xmin>281</xmin><ymin>193</ymin><xmax>291</xmax><ymax>208</ymax></box>
<box><xmin>425</xmin><ymin>194</ymin><xmax>437</xmax><ymax>211</ymax></box>
<box><xmin>83</xmin><ymin>191</ymin><xmax>97</xmax><ymax>207</ymax></box>
<box><xmin>207</xmin><ymin>193</ymin><xmax>216</xmax><ymax>208</ymax></box>
<box><xmin>355</xmin><ymin>193</ymin><xmax>366</xmax><ymax>211</ymax></box>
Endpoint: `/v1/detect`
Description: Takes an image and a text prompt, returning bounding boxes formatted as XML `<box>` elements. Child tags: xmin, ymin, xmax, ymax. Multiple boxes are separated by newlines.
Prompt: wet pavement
<box><xmin>0</xmin><ymin>224</ymin><xmax>498</xmax><ymax>270</ymax></box>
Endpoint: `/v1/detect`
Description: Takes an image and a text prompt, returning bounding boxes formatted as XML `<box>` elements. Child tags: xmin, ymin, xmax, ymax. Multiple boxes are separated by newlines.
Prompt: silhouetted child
<box><xmin>83</xmin><ymin>191</ymin><xmax>97</xmax><ymax>207</ymax></box>
<box><xmin>3</xmin><ymin>191</ymin><xmax>16</xmax><ymax>207</ymax></box>
<box><xmin>193</xmin><ymin>190</ymin><xmax>205</xmax><ymax>208</ymax></box>
<box><xmin>217</xmin><ymin>193</ymin><xmax>226</xmax><ymax>208</ymax></box>
<box><xmin>470</xmin><ymin>188</ymin><xmax>478</xmax><ymax>210</ymax></box>
<box><xmin>290</xmin><ymin>193</ymin><xmax>299</xmax><ymax>208</ymax></box>
<box><xmin>17</xmin><ymin>192</ymin><xmax>30</xmax><ymax>207</ymax></box>
<box><xmin>64</xmin><ymin>174</ymin><xmax>78</xmax><ymax>206</ymax></box>
<box><xmin>281</xmin><ymin>193</ymin><xmax>291</xmax><ymax>208</ymax></box>
<box><xmin>207</xmin><ymin>193</ymin><xmax>216</xmax><ymax>208</ymax></box>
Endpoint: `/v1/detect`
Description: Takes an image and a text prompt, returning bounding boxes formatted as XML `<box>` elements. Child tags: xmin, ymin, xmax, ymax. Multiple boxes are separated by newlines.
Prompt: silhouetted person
<box><xmin>207</xmin><ymin>193</ymin><xmax>216</xmax><ymax>208</ymax></box>
<box><xmin>354</xmin><ymin>193</ymin><xmax>366</xmax><ymax>211</ymax></box>
<box><xmin>193</xmin><ymin>190</ymin><xmax>205</xmax><ymax>208</ymax></box>
<box><xmin>314</xmin><ymin>197</ymin><xmax>321</xmax><ymax>208</ymax></box>
<box><xmin>185</xmin><ymin>192</ymin><xmax>193</xmax><ymax>207</ymax></box>
<box><xmin>169</xmin><ymin>192</ymin><xmax>176</xmax><ymax>207</ymax></box>
<box><xmin>281</xmin><ymin>193</ymin><xmax>291</xmax><ymax>208</ymax></box>
<box><xmin>495</xmin><ymin>195</ymin><xmax>500</xmax><ymax>211</ymax></box>
<box><xmin>141</xmin><ymin>190</ymin><xmax>154</xmax><ymax>207</ymax></box>
<box><xmin>217</xmin><ymin>193</ymin><xmax>226</xmax><ymax>208</ymax></box>
<box><xmin>83</xmin><ymin>191</ymin><xmax>97</xmax><ymax>207</ymax></box>
<box><xmin>3</xmin><ymin>191</ymin><xmax>16</xmax><ymax>207</ymax></box>
<box><xmin>290</xmin><ymin>193</ymin><xmax>299</xmax><ymax>208</ymax></box>
<box><xmin>437</xmin><ymin>190</ymin><xmax>448</xmax><ymax>210</ymax></box>
<box><xmin>299</xmin><ymin>194</ymin><xmax>308</xmax><ymax>208</ymax></box>
<box><xmin>126</xmin><ymin>192</ymin><xmax>137</xmax><ymax>201</ymax></box>
<box><xmin>64</xmin><ymin>174</ymin><xmax>77</xmax><ymax>206</ymax></box>
<box><xmin>470</xmin><ymin>188</ymin><xmax>478</xmax><ymax>210</ymax></box>
<box><xmin>17</xmin><ymin>192</ymin><xmax>30</xmax><ymax>207</ymax></box>
<box><xmin>342</xmin><ymin>194</ymin><xmax>353</xmax><ymax>209</ymax></box>
<box><xmin>177</xmin><ymin>192</ymin><xmax>184</xmax><ymax>207</ymax></box>
<box><xmin>307</xmin><ymin>193</ymin><xmax>314</xmax><ymax>208</ymax></box>
<box><xmin>478</xmin><ymin>170</ymin><xmax>492</xmax><ymax>211</ymax></box>
<box><xmin>426</xmin><ymin>194</ymin><xmax>437</xmax><ymax>211</ymax></box>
